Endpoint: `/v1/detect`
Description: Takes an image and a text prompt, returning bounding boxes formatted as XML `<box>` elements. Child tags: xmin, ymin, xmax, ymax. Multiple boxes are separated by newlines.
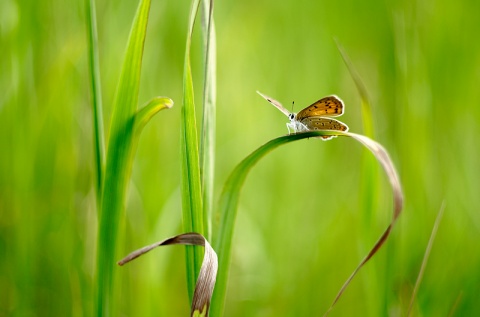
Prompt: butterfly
<box><xmin>257</xmin><ymin>91</ymin><xmax>349</xmax><ymax>140</ymax></box>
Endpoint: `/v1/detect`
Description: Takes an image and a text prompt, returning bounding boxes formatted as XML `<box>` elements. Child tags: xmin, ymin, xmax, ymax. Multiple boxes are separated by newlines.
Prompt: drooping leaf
<box><xmin>134</xmin><ymin>97</ymin><xmax>174</xmax><ymax>135</ymax></box>
<box><xmin>118</xmin><ymin>233</ymin><xmax>218</xmax><ymax>317</ymax></box>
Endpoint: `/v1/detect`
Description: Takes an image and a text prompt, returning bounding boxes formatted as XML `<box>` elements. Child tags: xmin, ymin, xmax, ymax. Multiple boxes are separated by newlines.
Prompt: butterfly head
<box><xmin>288</xmin><ymin>113</ymin><xmax>296</xmax><ymax>122</ymax></box>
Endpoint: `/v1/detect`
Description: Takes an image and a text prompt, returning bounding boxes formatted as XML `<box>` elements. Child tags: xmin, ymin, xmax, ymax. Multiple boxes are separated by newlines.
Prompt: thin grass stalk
<box><xmin>335</xmin><ymin>40</ymin><xmax>378</xmax><ymax>221</ymax></box>
<box><xmin>407</xmin><ymin>202</ymin><xmax>446</xmax><ymax>316</ymax></box>
<box><xmin>85</xmin><ymin>0</ymin><xmax>105</xmax><ymax>202</ymax></box>
<box><xmin>181</xmin><ymin>0</ymin><xmax>205</xmax><ymax>301</ymax></box>
<box><xmin>200</xmin><ymin>0</ymin><xmax>216</xmax><ymax>241</ymax></box>
<box><xmin>334</xmin><ymin>39</ymin><xmax>374</xmax><ymax>138</ymax></box>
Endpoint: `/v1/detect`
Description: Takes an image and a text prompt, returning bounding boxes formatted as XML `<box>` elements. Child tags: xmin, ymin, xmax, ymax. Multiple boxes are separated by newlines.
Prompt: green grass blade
<box><xmin>95</xmin><ymin>0</ymin><xmax>152</xmax><ymax>315</ymax></box>
<box><xmin>210</xmin><ymin>131</ymin><xmax>403</xmax><ymax>316</ymax></box>
<box><xmin>200</xmin><ymin>0</ymin><xmax>216</xmax><ymax>241</ymax></box>
<box><xmin>181</xmin><ymin>0</ymin><xmax>205</xmax><ymax>302</ymax></box>
<box><xmin>85</xmin><ymin>0</ymin><xmax>105</xmax><ymax>203</ymax></box>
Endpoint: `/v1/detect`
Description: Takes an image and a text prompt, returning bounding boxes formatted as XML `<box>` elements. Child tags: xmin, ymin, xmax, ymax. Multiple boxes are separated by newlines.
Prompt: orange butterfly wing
<box><xmin>300</xmin><ymin>117</ymin><xmax>349</xmax><ymax>139</ymax></box>
<box><xmin>295</xmin><ymin>95</ymin><xmax>344</xmax><ymax>121</ymax></box>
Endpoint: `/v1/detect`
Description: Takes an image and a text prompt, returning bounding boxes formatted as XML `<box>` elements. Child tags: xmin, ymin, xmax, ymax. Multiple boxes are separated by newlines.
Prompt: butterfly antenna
<box><xmin>291</xmin><ymin>101</ymin><xmax>295</xmax><ymax>112</ymax></box>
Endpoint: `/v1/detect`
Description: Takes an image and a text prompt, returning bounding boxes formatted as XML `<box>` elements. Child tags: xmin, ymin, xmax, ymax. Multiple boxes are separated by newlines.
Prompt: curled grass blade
<box><xmin>128</xmin><ymin>96</ymin><xmax>173</xmax><ymax>166</ymax></box>
<box><xmin>134</xmin><ymin>97</ymin><xmax>174</xmax><ymax>134</ymax></box>
<box><xmin>118</xmin><ymin>233</ymin><xmax>218</xmax><ymax>317</ymax></box>
<box><xmin>181</xmin><ymin>0</ymin><xmax>204</xmax><ymax>301</ymax></box>
<box><xmin>211</xmin><ymin>130</ymin><xmax>403</xmax><ymax>316</ymax></box>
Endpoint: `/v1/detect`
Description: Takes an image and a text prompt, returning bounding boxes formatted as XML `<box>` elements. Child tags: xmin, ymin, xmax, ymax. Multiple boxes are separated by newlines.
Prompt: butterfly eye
<box><xmin>288</xmin><ymin>113</ymin><xmax>295</xmax><ymax>120</ymax></box>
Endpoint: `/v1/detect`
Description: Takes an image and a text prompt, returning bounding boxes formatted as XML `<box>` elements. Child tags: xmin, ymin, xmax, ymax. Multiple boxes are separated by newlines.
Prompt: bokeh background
<box><xmin>1</xmin><ymin>0</ymin><xmax>480</xmax><ymax>316</ymax></box>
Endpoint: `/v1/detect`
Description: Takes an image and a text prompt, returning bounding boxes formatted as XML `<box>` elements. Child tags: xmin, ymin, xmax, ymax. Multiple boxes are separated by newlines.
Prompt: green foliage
<box><xmin>2</xmin><ymin>0</ymin><xmax>480</xmax><ymax>316</ymax></box>
<box><xmin>180</xmin><ymin>0</ymin><xmax>205</xmax><ymax>301</ymax></box>
<box><xmin>92</xmin><ymin>0</ymin><xmax>173</xmax><ymax>315</ymax></box>
<box><xmin>180</xmin><ymin>0</ymin><xmax>215</xmax><ymax>302</ymax></box>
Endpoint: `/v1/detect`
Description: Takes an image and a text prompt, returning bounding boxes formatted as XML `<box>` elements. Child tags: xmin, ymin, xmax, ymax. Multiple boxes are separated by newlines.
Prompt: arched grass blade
<box><xmin>210</xmin><ymin>134</ymin><xmax>302</xmax><ymax>316</ymax></box>
<box><xmin>338</xmin><ymin>131</ymin><xmax>403</xmax><ymax>219</ymax></box>
<box><xmin>211</xmin><ymin>130</ymin><xmax>403</xmax><ymax>316</ymax></box>
<box><xmin>118</xmin><ymin>233</ymin><xmax>218</xmax><ymax>317</ymax></box>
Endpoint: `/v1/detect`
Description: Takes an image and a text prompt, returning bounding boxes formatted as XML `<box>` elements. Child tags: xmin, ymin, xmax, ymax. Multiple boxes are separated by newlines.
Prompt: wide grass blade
<box><xmin>94</xmin><ymin>0</ymin><xmax>175</xmax><ymax>315</ymax></box>
<box><xmin>200</xmin><ymin>0</ymin><xmax>216</xmax><ymax>241</ymax></box>
<box><xmin>210</xmin><ymin>130</ymin><xmax>403</xmax><ymax>316</ymax></box>
<box><xmin>118</xmin><ymin>233</ymin><xmax>218</xmax><ymax>317</ymax></box>
<box><xmin>85</xmin><ymin>0</ymin><xmax>105</xmax><ymax>202</ymax></box>
<box><xmin>181</xmin><ymin>0</ymin><xmax>205</xmax><ymax>301</ymax></box>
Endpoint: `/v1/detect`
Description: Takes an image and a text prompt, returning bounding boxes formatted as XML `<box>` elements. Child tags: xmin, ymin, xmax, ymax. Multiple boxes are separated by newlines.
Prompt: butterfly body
<box><xmin>286</xmin><ymin>113</ymin><xmax>309</xmax><ymax>133</ymax></box>
<box><xmin>257</xmin><ymin>91</ymin><xmax>349</xmax><ymax>140</ymax></box>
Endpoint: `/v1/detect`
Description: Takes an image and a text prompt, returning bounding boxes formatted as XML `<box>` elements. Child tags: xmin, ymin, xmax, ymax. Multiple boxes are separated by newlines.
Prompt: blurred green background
<box><xmin>2</xmin><ymin>0</ymin><xmax>480</xmax><ymax>316</ymax></box>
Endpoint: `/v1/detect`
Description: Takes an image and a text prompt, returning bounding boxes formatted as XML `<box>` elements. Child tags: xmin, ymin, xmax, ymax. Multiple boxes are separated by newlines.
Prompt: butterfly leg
<box><xmin>286</xmin><ymin>122</ymin><xmax>295</xmax><ymax>134</ymax></box>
